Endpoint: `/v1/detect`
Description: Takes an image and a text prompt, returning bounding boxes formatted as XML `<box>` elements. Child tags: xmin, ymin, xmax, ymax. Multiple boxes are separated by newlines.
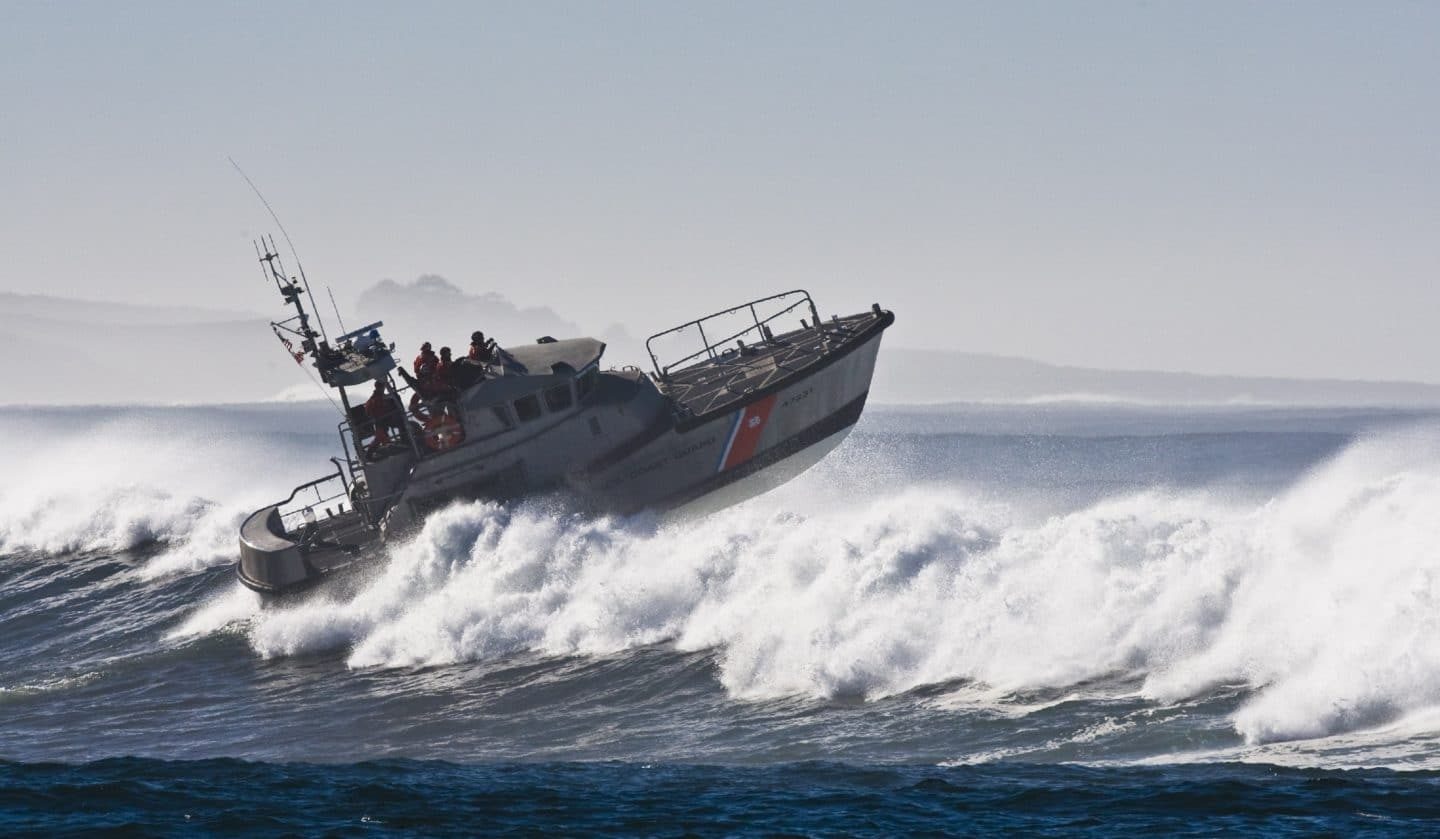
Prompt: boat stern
<box><xmin>237</xmin><ymin>505</ymin><xmax>317</xmax><ymax>594</ymax></box>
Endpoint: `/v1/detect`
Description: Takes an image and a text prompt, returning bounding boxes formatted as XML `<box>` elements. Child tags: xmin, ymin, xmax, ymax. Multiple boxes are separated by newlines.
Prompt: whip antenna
<box><xmin>228</xmin><ymin>156</ymin><xmax>330</xmax><ymax>344</ymax></box>
<box><xmin>327</xmin><ymin>286</ymin><xmax>348</xmax><ymax>336</ymax></box>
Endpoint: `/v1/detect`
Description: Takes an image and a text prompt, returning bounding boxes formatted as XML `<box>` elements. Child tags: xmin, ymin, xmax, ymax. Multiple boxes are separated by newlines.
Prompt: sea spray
<box><xmin>11</xmin><ymin>403</ymin><xmax>1440</xmax><ymax>768</ymax></box>
<box><xmin>0</xmin><ymin>406</ymin><xmax>333</xmax><ymax>561</ymax></box>
<box><xmin>1146</xmin><ymin>431</ymin><xmax>1440</xmax><ymax>744</ymax></box>
<box><xmin>0</xmin><ymin>483</ymin><xmax>210</xmax><ymax>556</ymax></box>
<box><xmin>18</xmin><ymin>403</ymin><xmax>1440</xmax><ymax>753</ymax></box>
<box><xmin>237</xmin><ymin>426</ymin><xmax>1440</xmax><ymax>748</ymax></box>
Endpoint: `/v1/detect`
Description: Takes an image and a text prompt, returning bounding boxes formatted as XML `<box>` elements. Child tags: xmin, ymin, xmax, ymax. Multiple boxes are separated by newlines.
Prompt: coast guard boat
<box><xmin>237</xmin><ymin>240</ymin><xmax>893</xmax><ymax>595</ymax></box>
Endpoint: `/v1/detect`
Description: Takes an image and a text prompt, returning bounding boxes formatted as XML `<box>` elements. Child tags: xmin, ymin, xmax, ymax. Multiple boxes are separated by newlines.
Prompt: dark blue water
<box><xmin>5</xmin><ymin>759</ymin><xmax>1440</xmax><ymax>836</ymax></box>
<box><xmin>5</xmin><ymin>403</ymin><xmax>1440</xmax><ymax>833</ymax></box>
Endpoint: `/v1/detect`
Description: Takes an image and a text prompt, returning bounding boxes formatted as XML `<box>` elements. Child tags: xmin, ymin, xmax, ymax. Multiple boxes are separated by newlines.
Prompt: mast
<box><xmin>257</xmin><ymin>235</ymin><xmax>355</xmax><ymax>418</ymax></box>
<box><xmin>258</xmin><ymin>236</ymin><xmax>329</xmax><ymax>358</ymax></box>
<box><xmin>255</xmin><ymin>237</ymin><xmax>415</xmax><ymax>453</ymax></box>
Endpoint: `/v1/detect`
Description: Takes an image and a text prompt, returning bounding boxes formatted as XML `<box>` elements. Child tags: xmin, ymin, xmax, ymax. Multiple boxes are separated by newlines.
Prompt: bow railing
<box><xmin>645</xmin><ymin>290</ymin><xmax>820</xmax><ymax>380</ymax></box>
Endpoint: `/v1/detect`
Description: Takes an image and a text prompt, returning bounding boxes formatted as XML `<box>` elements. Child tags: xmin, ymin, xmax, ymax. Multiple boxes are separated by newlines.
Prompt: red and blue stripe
<box><xmin>716</xmin><ymin>395</ymin><xmax>778</xmax><ymax>472</ymax></box>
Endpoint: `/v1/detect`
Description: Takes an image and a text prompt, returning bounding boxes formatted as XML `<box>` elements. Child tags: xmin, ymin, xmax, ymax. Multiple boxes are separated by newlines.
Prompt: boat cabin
<box><xmin>455</xmin><ymin>337</ymin><xmax>605</xmax><ymax>440</ymax></box>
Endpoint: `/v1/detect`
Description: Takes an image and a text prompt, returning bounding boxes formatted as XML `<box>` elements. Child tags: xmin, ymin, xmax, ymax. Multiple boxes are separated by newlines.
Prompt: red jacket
<box><xmin>365</xmin><ymin>390</ymin><xmax>390</xmax><ymax>418</ymax></box>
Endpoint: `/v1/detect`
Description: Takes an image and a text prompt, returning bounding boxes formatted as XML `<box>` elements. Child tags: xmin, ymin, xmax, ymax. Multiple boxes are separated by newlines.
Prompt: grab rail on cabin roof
<box><xmin>645</xmin><ymin>289</ymin><xmax>821</xmax><ymax>380</ymax></box>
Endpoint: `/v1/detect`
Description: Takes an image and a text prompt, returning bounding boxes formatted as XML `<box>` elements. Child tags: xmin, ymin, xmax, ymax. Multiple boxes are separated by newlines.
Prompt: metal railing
<box><xmin>276</xmin><ymin>463</ymin><xmax>352</xmax><ymax>532</ymax></box>
<box><xmin>274</xmin><ymin>456</ymin><xmax>414</xmax><ymax>536</ymax></box>
<box><xmin>645</xmin><ymin>289</ymin><xmax>821</xmax><ymax>379</ymax></box>
<box><xmin>342</xmin><ymin>375</ymin><xmax>470</xmax><ymax>464</ymax></box>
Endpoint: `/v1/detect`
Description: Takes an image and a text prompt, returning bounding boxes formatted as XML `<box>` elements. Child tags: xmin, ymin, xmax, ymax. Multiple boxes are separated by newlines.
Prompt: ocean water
<box><xmin>5</xmin><ymin>401</ymin><xmax>1440</xmax><ymax>834</ymax></box>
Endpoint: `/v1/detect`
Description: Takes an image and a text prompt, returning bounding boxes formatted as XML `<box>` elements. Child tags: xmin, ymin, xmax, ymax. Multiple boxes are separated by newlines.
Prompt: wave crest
<box><xmin>238</xmin><ymin>429</ymin><xmax>1440</xmax><ymax>749</ymax></box>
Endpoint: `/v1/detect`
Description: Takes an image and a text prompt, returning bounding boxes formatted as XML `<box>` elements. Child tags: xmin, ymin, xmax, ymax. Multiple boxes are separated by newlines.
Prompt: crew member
<box><xmin>436</xmin><ymin>346</ymin><xmax>455</xmax><ymax>388</ymax></box>
<box><xmin>414</xmin><ymin>342</ymin><xmax>438</xmax><ymax>378</ymax></box>
<box><xmin>364</xmin><ymin>381</ymin><xmax>394</xmax><ymax>455</ymax></box>
<box><xmin>468</xmin><ymin>331</ymin><xmax>495</xmax><ymax>363</ymax></box>
<box><xmin>420</xmin><ymin>346</ymin><xmax>460</xmax><ymax>414</ymax></box>
<box><xmin>396</xmin><ymin>365</ymin><xmax>435</xmax><ymax>420</ymax></box>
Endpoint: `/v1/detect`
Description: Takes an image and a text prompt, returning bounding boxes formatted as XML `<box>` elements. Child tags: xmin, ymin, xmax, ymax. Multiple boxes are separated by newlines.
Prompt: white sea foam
<box><xmin>23</xmin><ymin>405</ymin><xmax>1440</xmax><ymax>752</ymax></box>
<box><xmin>1141</xmin><ymin>428</ymin><xmax>1440</xmax><ymax>745</ymax></box>
<box><xmin>0</xmin><ymin>409</ymin><xmax>325</xmax><ymax>571</ymax></box>
<box><xmin>167</xmin><ymin>585</ymin><xmax>265</xmax><ymax>641</ymax></box>
<box><xmin>237</xmin><ymin>424</ymin><xmax>1440</xmax><ymax>750</ymax></box>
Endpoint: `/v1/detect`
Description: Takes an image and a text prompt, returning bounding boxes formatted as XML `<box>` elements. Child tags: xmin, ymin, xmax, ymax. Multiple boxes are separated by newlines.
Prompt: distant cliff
<box><xmin>7</xmin><ymin>292</ymin><xmax>1440</xmax><ymax>408</ymax></box>
<box><xmin>1</xmin><ymin>293</ymin><xmax>287</xmax><ymax>406</ymax></box>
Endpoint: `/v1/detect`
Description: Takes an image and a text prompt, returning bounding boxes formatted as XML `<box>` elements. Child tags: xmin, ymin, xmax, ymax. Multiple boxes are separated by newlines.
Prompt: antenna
<box><xmin>228</xmin><ymin>156</ymin><xmax>330</xmax><ymax>344</ymax></box>
<box><xmin>327</xmin><ymin>286</ymin><xmax>348</xmax><ymax>337</ymax></box>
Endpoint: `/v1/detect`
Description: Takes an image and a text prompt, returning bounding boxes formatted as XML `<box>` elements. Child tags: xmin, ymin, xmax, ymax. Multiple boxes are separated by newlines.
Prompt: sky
<box><xmin>3</xmin><ymin>1</ymin><xmax>1438</xmax><ymax>381</ymax></box>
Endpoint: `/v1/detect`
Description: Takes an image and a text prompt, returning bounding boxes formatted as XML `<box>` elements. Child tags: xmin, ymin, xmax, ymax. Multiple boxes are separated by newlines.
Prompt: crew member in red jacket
<box><xmin>364</xmin><ymin>380</ymin><xmax>394</xmax><ymax>452</ymax></box>
<box><xmin>413</xmin><ymin>342</ymin><xmax>438</xmax><ymax>379</ymax></box>
<box><xmin>435</xmin><ymin>346</ymin><xmax>455</xmax><ymax>388</ymax></box>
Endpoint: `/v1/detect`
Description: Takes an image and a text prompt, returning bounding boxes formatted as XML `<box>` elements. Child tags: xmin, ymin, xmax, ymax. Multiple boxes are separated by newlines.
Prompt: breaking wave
<box><xmin>10</xmin><ymin>403</ymin><xmax>1440</xmax><ymax>753</ymax></box>
<box><xmin>235</xmin><ymin>427</ymin><xmax>1440</xmax><ymax>747</ymax></box>
<box><xmin>0</xmin><ymin>407</ymin><xmax>330</xmax><ymax>572</ymax></box>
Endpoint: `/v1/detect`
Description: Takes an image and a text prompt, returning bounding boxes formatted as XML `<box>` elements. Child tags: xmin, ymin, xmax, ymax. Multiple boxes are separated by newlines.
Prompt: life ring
<box><xmin>424</xmin><ymin>415</ymin><xmax>464</xmax><ymax>451</ymax></box>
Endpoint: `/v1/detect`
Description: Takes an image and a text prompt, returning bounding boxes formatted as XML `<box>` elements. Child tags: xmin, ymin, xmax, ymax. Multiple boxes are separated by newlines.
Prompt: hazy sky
<box><xmin>3</xmin><ymin>2</ymin><xmax>1438</xmax><ymax>381</ymax></box>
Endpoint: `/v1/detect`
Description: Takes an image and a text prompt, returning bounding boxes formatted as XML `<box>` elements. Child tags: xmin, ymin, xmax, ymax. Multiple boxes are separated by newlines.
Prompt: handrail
<box><xmin>273</xmin><ymin>467</ymin><xmax>350</xmax><ymax>531</ymax></box>
<box><xmin>270</xmin><ymin>380</ymin><xmax>456</xmax><ymax>537</ymax></box>
<box><xmin>343</xmin><ymin>375</ymin><xmax>470</xmax><ymax>464</ymax></box>
<box><xmin>645</xmin><ymin>289</ymin><xmax>821</xmax><ymax>379</ymax></box>
<box><xmin>279</xmin><ymin>490</ymin><xmax>351</xmax><ymax>531</ymax></box>
<box><xmin>275</xmin><ymin>468</ymin><xmax>345</xmax><ymax>508</ymax></box>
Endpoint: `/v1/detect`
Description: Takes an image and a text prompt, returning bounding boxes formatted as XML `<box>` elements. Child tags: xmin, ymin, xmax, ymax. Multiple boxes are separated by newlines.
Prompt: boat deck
<box><xmin>658</xmin><ymin>309</ymin><xmax>885</xmax><ymax>421</ymax></box>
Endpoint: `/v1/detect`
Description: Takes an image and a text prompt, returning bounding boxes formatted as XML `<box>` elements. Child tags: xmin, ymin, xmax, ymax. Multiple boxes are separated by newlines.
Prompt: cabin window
<box><xmin>577</xmin><ymin>368</ymin><xmax>598</xmax><ymax>401</ymax></box>
<box><xmin>514</xmin><ymin>394</ymin><xmax>542</xmax><ymax>422</ymax></box>
<box><xmin>544</xmin><ymin>383</ymin><xmax>574</xmax><ymax>412</ymax></box>
<box><xmin>465</xmin><ymin>404</ymin><xmax>513</xmax><ymax>438</ymax></box>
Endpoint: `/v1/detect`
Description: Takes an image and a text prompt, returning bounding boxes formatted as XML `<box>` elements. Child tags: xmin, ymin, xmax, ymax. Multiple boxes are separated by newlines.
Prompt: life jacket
<box><xmin>414</xmin><ymin>350</ymin><xmax>437</xmax><ymax>377</ymax></box>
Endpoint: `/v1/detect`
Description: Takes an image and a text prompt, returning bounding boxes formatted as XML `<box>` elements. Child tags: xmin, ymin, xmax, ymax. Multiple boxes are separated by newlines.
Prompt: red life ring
<box><xmin>424</xmin><ymin>415</ymin><xmax>464</xmax><ymax>451</ymax></box>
